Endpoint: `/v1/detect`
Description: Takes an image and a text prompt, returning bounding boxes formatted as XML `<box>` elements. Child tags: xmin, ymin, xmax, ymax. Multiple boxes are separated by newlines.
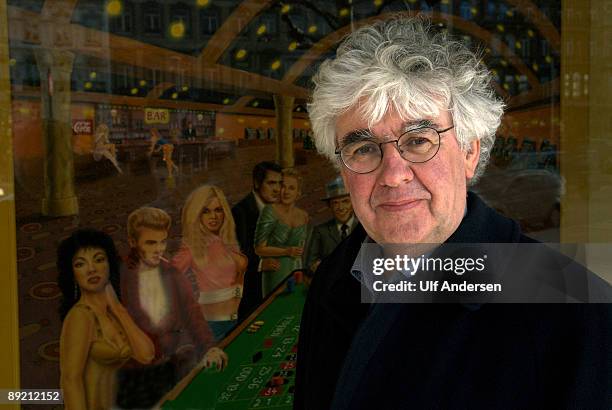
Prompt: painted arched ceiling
<box><xmin>7</xmin><ymin>0</ymin><xmax>561</xmax><ymax>111</ymax></box>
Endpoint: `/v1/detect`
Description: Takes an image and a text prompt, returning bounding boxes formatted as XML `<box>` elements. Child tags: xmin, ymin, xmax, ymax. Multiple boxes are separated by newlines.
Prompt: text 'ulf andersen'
<box><xmin>372</xmin><ymin>280</ymin><xmax>502</xmax><ymax>293</ymax></box>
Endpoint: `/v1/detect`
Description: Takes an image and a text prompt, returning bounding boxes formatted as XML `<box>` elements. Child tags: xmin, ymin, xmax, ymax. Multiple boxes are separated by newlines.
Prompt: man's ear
<box><xmin>464</xmin><ymin>138</ymin><xmax>481</xmax><ymax>180</ymax></box>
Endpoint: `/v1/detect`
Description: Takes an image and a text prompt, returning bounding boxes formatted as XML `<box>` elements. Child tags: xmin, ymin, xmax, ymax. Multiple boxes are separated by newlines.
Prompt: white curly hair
<box><xmin>308</xmin><ymin>15</ymin><xmax>504</xmax><ymax>184</ymax></box>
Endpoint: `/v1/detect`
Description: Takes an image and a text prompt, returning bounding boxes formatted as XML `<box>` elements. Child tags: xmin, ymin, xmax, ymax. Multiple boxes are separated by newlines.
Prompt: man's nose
<box><xmin>376</xmin><ymin>142</ymin><xmax>415</xmax><ymax>187</ymax></box>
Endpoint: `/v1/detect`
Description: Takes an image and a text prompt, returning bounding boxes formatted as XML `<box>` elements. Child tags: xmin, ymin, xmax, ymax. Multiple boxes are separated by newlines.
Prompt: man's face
<box><xmin>335</xmin><ymin>105</ymin><xmax>479</xmax><ymax>244</ymax></box>
<box><xmin>256</xmin><ymin>170</ymin><xmax>282</xmax><ymax>204</ymax></box>
<box><xmin>329</xmin><ymin>195</ymin><xmax>353</xmax><ymax>224</ymax></box>
<box><xmin>129</xmin><ymin>227</ymin><xmax>168</xmax><ymax>268</ymax></box>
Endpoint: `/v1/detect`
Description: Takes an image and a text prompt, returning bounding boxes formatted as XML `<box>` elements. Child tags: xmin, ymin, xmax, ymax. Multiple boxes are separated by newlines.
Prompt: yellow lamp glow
<box><xmin>281</xmin><ymin>4</ymin><xmax>291</xmax><ymax>14</ymax></box>
<box><xmin>471</xmin><ymin>7</ymin><xmax>478</xmax><ymax>15</ymax></box>
<box><xmin>500</xmin><ymin>59</ymin><xmax>508</xmax><ymax>67</ymax></box>
<box><xmin>252</xmin><ymin>101</ymin><xmax>260</xmax><ymax>107</ymax></box>
<box><xmin>545</xmin><ymin>55</ymin><xmax>552</xmax><ymax>63</ymax></box>
<box><xmin>196</xmin><ymin>0</ymin><xmax>210</xmax><ymax>7</ymax></box>
<box><xmin>527</xmin><ymin>29</ymin><xmax>534</xmax><ymax>38</ymax></box>
<box><xmin>308</xmin><ymin>25</ymin><xmax>317</xmax><ymax>34</ymax></box>
<box><xmin>374</xmin><ymin>0</ymin><xmax>383</xmax><ymax>6</ymax></box>
<box><xmin>85</xmin><ymin>82</ymin><xmax>93</xmax><ymax>90</ymax></box>
<box><xmin>271</xmin><ymin>60</ymin><xmax>281</xmax><ymax>70</ymax></box>
<box><xmin>496</xmin><ymin>24</ymin><xmax>505</xmax><ymax>32</ymax></box>
<box><xmin>106</xmin><ymin>0</ymin><xmax>122</xmax><ymax>16</ymax></box>
<box><xmin>257</xmin><ymin>25</ymin><xmax>267</xmax><ymax>36</ymax></box>
<box><xmin>130</xmin><ymin>87</ymin><xmax>138</xmax><ymax>95</ymax></box>
<box><xmin>170</xmin><ymin>21</ymin><xmax>186</xmax><ymax>39</ymax></box>
<box><xmin>223</xmin><ymin>98</ymin><xmax>230</xmax><ymax>104</ymax></box>
<box><xmin>218</xmin><ymin>128</ymin><xmax>225</xmax><ymax>134</ymax></box>
<box><xmin>238</xmin><ymin>118</ymin><xmax>245</xmax><ymax>123</ymax></box>
<box><xmin>235</xmin><ymin>49</ymin><xmax>247</xmax><ymax>60</ymax></box>
<box><xmin>139</xmin><ymin>80</ymin><xmax>147</xmax><ymax>86</ymax></box>
<box><xmin>9</xmin><ymin>58</ymin><xmax>16</xmax><ymax>66</ymax></box>
<box><xmin>532</xmin><ymin>63</ymin><xmax>539</xmax><ymax>71</ymax></box>
<box><xmin>288</xmin><ymin>41</ymin><xmax>298</xmax><ymax>51</ymax></box>
<box><xmin>515</xmin><ymin>41</ymin><xmax>522</xmax><ymax>49</ymax></box>
<box><xmin>171</xmin><ymin>92</ymin><xmax>178</xmax><ymax>99</ymax></box>
<box><xmin>89</xmin><ymin>72</ymin><xmax>97</xmax><ymax>79</ymax></box>
<box><xmin>182</xmin><ymin>85</ymin><xmax>189</xmax><ymax>91</ymax></box>
<box><xmin>339</xmin><ymin>8</ymin><xmax>349</xmax><ymax>17</ymax></box>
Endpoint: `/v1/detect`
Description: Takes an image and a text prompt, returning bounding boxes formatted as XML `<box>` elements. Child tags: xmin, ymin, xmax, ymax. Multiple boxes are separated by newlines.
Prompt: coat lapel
<box><xmin>327</xmin><ymin>220</ymin><xmax>341</xmax><ymax>244</ymax></box>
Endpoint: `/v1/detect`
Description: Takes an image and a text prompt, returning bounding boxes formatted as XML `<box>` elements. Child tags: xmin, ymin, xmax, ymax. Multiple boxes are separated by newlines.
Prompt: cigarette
<box><xmin>160</xmin><ymin>256</ymin><xmax>169</xmax><ymax>263</ymax></box>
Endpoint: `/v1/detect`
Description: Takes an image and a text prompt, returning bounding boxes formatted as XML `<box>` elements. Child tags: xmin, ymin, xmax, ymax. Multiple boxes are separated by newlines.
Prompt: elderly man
<box><xmin>295</xmin><ymin>17</ymin><xmax>611</xmax><ymax>410</ymax></box>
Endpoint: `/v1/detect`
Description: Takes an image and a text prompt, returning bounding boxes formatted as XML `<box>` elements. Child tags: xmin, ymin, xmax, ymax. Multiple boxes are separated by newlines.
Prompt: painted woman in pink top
<box><xmin>173</xmin><ymin>185</ymin><xmax>248</xmax><ymax>341</ymax></box>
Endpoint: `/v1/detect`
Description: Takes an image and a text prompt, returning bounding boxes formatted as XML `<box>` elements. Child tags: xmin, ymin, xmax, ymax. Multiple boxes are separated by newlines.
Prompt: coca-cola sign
<box><xmin>72</xmin><ymin>120</ymin><xmax>93</xmax><ymax>135</ymax></box>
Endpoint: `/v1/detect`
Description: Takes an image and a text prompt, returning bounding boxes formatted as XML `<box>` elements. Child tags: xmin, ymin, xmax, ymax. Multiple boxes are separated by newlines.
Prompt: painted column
<box><xmin>0</xmin><ymin>0</ymin><xmax>21</xmax><ymax>403</ymax></box>
<box><xmin>34</xmin><ymin>48</ymin><xmax>79</xmax><ymax>216</ymax></box>
<box><xmin>273</xmin><ymin>94</ymin><xmax>295</xmax><ymax>168</ymax></box>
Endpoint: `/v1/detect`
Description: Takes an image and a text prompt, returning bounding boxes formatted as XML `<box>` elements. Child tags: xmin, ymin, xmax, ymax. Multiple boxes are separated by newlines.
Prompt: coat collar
<box><xmin>323</xmin><ymin>192</ymin><xmax>522</xmax><ymax>315</ymax></box>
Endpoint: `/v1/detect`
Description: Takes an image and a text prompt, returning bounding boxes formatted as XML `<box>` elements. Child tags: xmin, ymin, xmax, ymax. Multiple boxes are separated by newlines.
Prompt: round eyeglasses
<box><xmin>335</xmin><ymin>125</ymin><xmax>454</xmax><ymax>174</ymax></box>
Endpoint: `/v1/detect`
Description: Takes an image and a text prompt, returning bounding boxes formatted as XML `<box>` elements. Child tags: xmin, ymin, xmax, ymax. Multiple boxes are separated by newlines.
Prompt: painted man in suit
<box><xmin>182</xmin><ymin>121</ymin><xmax>196</xmax><ymax>141</ymax></box>
<box><xmin>117</xmin><ymin>207</ymin><xmax>227</xmax><ymax>409</ymax></box>
<box><xmin>305</xmin><ymin>177</ymin><xmax>358</xmax><ymax>274</ymax></box>
<box><xmin>232</xmin><ymin>161</ymin><xmax>283</xmax><ymax>321</ymax></box>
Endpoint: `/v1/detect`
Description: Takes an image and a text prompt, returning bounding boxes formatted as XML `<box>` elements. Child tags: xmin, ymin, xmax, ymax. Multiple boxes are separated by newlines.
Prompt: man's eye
<box><xmin>349</xmin><ymin>143</ymin><xmax>378</xmax><ymax>156</ymax></box>
<box><xmin>405</xmin><ymin>137</ymin><xmax>429</xmax><ymax>145</ymax></box>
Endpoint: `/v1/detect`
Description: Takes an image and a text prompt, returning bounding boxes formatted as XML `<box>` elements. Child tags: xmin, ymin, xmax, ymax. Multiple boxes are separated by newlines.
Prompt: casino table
<box><xmin>160</xmin><ymin>281</ymin><xmax>307</xmax><ymax>409</ymax></box>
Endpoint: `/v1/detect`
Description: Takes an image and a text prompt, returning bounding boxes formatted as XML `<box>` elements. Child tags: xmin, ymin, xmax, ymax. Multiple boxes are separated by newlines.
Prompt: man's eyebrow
<box><xmin>339</xmin><ymin>119</ymin><xmax>440</xmax><ymax>146</ymax></box>
<box><xmin>403</xmin><ymin>119</ymin><xmax>437</xmax><ymax>130</ymax></box>
<box><xmin>339</xmin><ymin>129</ymin><xmax>375</xmax><ymax>146</ymax></box>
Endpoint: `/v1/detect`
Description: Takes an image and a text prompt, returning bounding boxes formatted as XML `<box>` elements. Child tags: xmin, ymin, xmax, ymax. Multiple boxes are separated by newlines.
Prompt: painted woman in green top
<box><xmin>255</xmin><ymin>168</ymin><xmax>309</xmax><ymax>298</ymax></box>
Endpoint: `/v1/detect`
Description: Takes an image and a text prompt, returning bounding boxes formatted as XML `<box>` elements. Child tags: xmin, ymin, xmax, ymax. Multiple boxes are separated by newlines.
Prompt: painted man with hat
<box><xmin>305</xmin><ymin>177</ymin><xmax>358</xmax><ymax>274</ymax></box>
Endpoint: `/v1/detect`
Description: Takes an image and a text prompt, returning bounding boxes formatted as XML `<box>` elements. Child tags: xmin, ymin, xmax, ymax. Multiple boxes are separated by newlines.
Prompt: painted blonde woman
<box><xmin>58</xmin><ymin>229</ymin><xmax>154</xmax><ymax>410</ymax></box>
<box><xmin>93</xmin><ymin>123</ymin><xmax>122</xmax><ymax>173</ymax></box>
<box><xmin>149</xmin><ymin>128</ymin><xmax>179</xmax><ymax>176</ymax></box>
<box><xmin>255</xmin><ymin>168</ymin><xmax>309</xmax><ymax>297</ymax></box>
<box><xmin>173</xmin><ymin>185</ymin><xmax>248</xmax><ymax>341</ymax></box>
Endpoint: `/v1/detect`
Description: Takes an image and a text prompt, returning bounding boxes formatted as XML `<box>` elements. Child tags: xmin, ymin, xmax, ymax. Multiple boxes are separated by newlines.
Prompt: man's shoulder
<box><xmin>232</xmin><ymin>193</ymin><xmax>257</xmax><ymax>214</ymax></box>
<box><xmin>311</xmin><ymin>224</ymin><xmax>366</xmax><ymax>290</ymax></box>
<box><xmin>314</xmin><ymin>218</ymin><xmax>337</xmax><ymax>231</ymax></box>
